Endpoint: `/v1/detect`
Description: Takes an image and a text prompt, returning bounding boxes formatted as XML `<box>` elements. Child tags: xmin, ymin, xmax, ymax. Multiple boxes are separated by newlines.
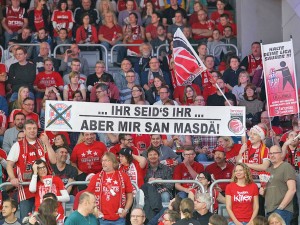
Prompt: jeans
<box><xmin>4</xmin><ymin>31</ymin><xmax>18</xmax><ymax>48</ymax></box>
<box><xmin>296</xmin><ymin>173</ymin><xmax>300</xmax><ymax>223</ymax></box>
<box><xmin>196</xmin><ymin>153</ymin><xmax>209</xmax><ymax>162</ymax></box>
<box><xmin>19</xmin><ymin>198</ymin><xmax>35</xmax><ymax>220</ymax></box>
<box><xmin>10</xmin><ymin>91</ymin><xmax>35</xmax><ymax>102</ymax></box>
<box><xmin>101</xmin><ymin>41</ymin><xmax>122</xmax><ymax>63</ymax></box>
<box><xmin>99</xmin><ymin>217</ymin><xmax>125</xmax><ymax>225</ymax></box>
<box><xmin>228</xmin><ymin>222</ymin><xmax>247</xmax><ymax>225</ymax></box>
<box><xmin>177</xmin><ymin>191</ymin><xmax>188</xmax><ymax>199</ymax></box>
<box><xmin>267</xmin><ymin>209</ymin><xmax>293</xmax><ymax>225</ymax></box>
<box><xmin>161</xmin><ymin>191</ymin><xmax>171</xmax><ymax>207</ymax></box>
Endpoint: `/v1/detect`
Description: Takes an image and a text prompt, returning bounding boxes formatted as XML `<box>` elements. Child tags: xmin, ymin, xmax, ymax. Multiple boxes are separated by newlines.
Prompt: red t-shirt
<box><xmin>192</xmin><ymin>20</ymin><xmax>215</xmax><ymax>40</ymax></box>
<box><xmin>109</xmin><ymin>144</ymin><xmax>139</xmax><ymax>156</ymax></box>
<box><xmin>33</xmin><ymin>9</ymin><xmax>44</xmax><ymax>31</ymax></box>
<box><xmin>145</xmin><ymin>23</ymin><xmax>158</xmax><ymax>40</ymax></box>
<box><xmin>210</xmin><ymin>10</ymin><xmax>233</xmax><ymax>24</ymax></box>
<box><xmin>0</xmin><ymin>64</ymin><xmax>7</xmax><ymax>97</ymax></box>
<box><xmin>217</xmin><ymin>22</ymin><xmax>237</xmax><ymax>36</ymax></box>
<box><xmin>86</xmin><ymin>171</ymin><xmax>133</xmax><ymax>220</ymax></box>
<box><xmin>34</xmin><ymin>71</ymin><xmax>64</xmax><ymax>90</ymax></box>
<box><xmin>9</xmin><ymin>109</ymin><xmax>41</xmax><ymax>128</ymax></box>
<box><xmin>188</xmin><ymin>13</ymin><xmax>198</xmax><ymax>26</ymax></box>
<box><xmin>173</xmin><ymin>162</ymin><xmax>204</xmax><ymax>188</ymax></box>
<box><xmin>51</xmin><ymin>10</ymin><xmax>74</xmax><ymax>37</ymax></box>
<box><xmin>173</xmin><ymin>84</ymin><xmax>201</xmax><ymax>105</ymax></box>
<box><xmin>117</xmin><ymin>0</ymin><xmax>137</xmax><ymax>11</ymax></box>
<box><xmin>4</xmin><ymin>6</ymin><xmax>27</xmax><ymax>32</ymax></box>
<box><xmin>34</xmin><ymin>175</ymin><xmax>65</xmax><ymax>217</ymax></box>
<box><xmin>131</xmin><ymin>134</ymin><xmax>151</xmax><ymax>154</ymax></box>
<box><xmin>205</xmin><ymin>162</ymin><xmax>234</xmax><ymax>192</ymax></box>
<box><xmin>225</xmin><ymin>182</ymin><xmax>258</xmax><ymax>222</ymax></box>
<box><xmin>119</xmin><ymin>160</ymin><xmax>145</xmax><ymax>188</ymax></box>
<box><xmin>71</xmin><ymin>141</ymin><xmax>107</xmax><ymax>174</ymax></box>
<box><xmin>98</xmin><ymin>25</ymin><xmax>122</xmax><ymax>42</ymax></box>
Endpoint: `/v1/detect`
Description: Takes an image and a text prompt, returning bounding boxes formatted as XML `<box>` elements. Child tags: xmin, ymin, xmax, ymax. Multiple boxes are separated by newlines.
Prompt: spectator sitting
<box><xmin>140</xmin><ymin>0</ymin><xmax>155</xmax><ymax>26</ymax></box>
<box><xmin>74</xmin><ymin>0</ymin><xmax>99</xmax><ymax>27</ymax></box>
<box><xmin>117</xmin><ymin>0</ymin><xmax>138</xmax><ymax>12</ymax></box>
<box><xmin>222</xmin><ymin>55</ymin><xmax>243</xmax><ymax>91</ymax></box>
<box><xmin>75</xmin><ymin>13</ymin><xmax>98</xmax><ymax>45</ymax></box>
<box><xmin>176</xmin><ymin>198</ymin><xmax>201</xmax><ymax>225</ymax></box>
<box><xmin>145</xmin><ymin>75</ymin><xmax>166</xmax><ymax>105</ymax></box>
<box><xmin>154</xmin><ymin>85</ymin><xmax>178</xmax><ymax>105</ymax></box>
<box><xmin>207</xmin><ymin>29</ymin><xmax>227</xmax><ymax>64</ymax></box>
<box><xmin>220</xmin><ymin>26</ymin><xmax>237</xmax><ymax>54</ymax></box>
<box><xmin>217</xmin><ymin>13</ymin><xmax>237</xmax><ymax>37</ymax></box>
<box><xmin>53</xmin><ymin>28</ymin><xmax>72</xmax><ymax>59</ymax></box>
<box><xmin>109</xmin><ymin>133</ymin><xmax>140</xmax><ymax>156</ymax></box>
<box><xmin>118</xmin><ymin>0</ymin><xmax>142</xmax><ymax>26</ymax></box>
<box><xmin>63</xmin><ymin>58</ymin><xmax>88</xmax><ymax>86</ymax></box>
<box><xmin>210</xmin><ymin>0</ymin><xmax>233</xmax><ymax>25</ymax></box>
<box><xmin>150</xmin><ymin>25</ymin><xmax>169</xmax><ymax>60</ymax></box>
<box><xmin>209</xmin><ymin>215</ymin><xmax>228</xmax><ymax>225</ymax></box>
<box><xmin>240</xmin><ymin>42</ymin><xmax>262</xmax><ymax>78</ymax></box>
<box><xmin>59</xmin><ymin>43</ymin><xmax>89</xmax><ymax>76</ymax></box>
<box><xmin>28</xmin><ymin>0</ymin><xmax>50</xmax><ymax>34</ymax></box>
<box><xmin>124</xmin><ymin>85</ymin><xmax>149</xmax><ymax>105</ymax></box>
<box><xmin>10</xmin><ymin>26</ymin><xmax>32</xmax><ymax>48</ymax></box>
<box><xmin>8</xmin><ymin>86</ymin><xmax>29</xmax><ymax>114</ymax></box>
<box><xmin>191</xmin><ymin>9</ymin><xmax>214</xmax><ymax>44</ymax></box>
<box><xmin>173</xmin><ymin>83</ymin><xmax>201</xmax><ymax>105</ymax></box>
<box><xmin>96</xmin><ymin>0</ymin><xmax>116</xmax><ymax>24</ymax></box>
<box><xmin>140</xmin><ymin>0</ymin><xmax>164</xmax><ymax>12</ymax></box>
<box><xmin>5</xmin><ymin>43</ymin><xmax>19</xmax><ymax>71</ymax></box>
<box><xmin>133</xmin><ymin>43</ymin><xmax>153</xmax><ymax>75</ymax></box>
<box><xmin>145</xmin><ymin>12</ymin><xmax>161</xmax><ymax>42</ymax></box>
<box><xmin>33</xmin><ymin>42</ymin><xmax>60</xmax><ymax>73</ymax></box>
<box><xmin>0</xmin><ymin>199</ymin><xmax>22</xmax><ymax>225</ymax></box>
<box><xmin>63</xmin><ymin>71</ymin><xmax>86</xmax><ymax>101</ymax></box>
<box><xmin>167</xmin><ymin>10</ymin><xmax>185</xmax><ymax>40</ymax></box>
<box><xmin>183</xmin><ymin>25</ymin><xmax>198</xmax><ymax>51</ymax></box>
<box><xmin>188</xmin><ymin>2</ymin><xmax>205</xmax><ymax>26</ymax></box>
<box><xmin>119</xmin><ymin>70</ymin><xmax>137</xmax><ymax>103</ymax></box>
<box><xmin>162</xmin><ymin>0</ymin><xmax>187</xmax><ymax>26</ymax></box>
<box><xmin>193</xmin><ymin>193</ymin><xmax>214</xmax><ymax>225</ymax></box>
<box><xmin>232</xmin><ymin>70</ymin><xmax>250</xmax><ymax>103</ymax></box>
<box><xmin>197</xmin><ymin>43</ymin><xmax>207</xmax><ymax>63</ymax></box>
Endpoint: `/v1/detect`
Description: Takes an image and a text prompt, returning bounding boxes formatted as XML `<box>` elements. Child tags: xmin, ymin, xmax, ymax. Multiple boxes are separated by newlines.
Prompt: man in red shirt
<box><xmin>86</xmin><ymin>152</ymin><xmax>133</xmax><ymax>225</ymax></box>
<box><xmin>145</xmin><ymin>12</ymin><xmax>160</xmax><ymax>42</ymax></box>
<box><xmin>8</xmin><ymin>97</ymin><xmax>41</xmax><ymax>128</ymax></box>
<box><xmin>191</xmin><ymin>9</ymin><xmax>214</xmax><ymax>43</ymax></box>
<box><xmin>173</xmin><ymin>146</ymin><xmax>204</xmax><ymax>198</ymax></box>
<box><xmin>205</xmin><ymin>146</ymin><xmax>234</xmax><ymax>194</ymax></box>
<box><xmin>217</xmin><ymin>13</ymin><xmax>237</xmax><ymax>37</ymax></box>
<box><xmin>71</xmin><ymin>132</ymin><xmax>107</xmax><ymax>176</ymax></box>
<box><xmin>109</xmin><ymin>134</ymin><xmax>139</xmax><ymax>156</ymax></box>
<box><xmin>210</xmin><ymin>0</ymin><xmax>233</xmax><ymax>24</ymax></box>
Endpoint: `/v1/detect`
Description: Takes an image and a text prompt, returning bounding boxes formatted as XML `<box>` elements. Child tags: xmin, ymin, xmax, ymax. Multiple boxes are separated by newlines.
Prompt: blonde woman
<box><xmin>268</xmin><ymin>213</ymin><xmax>286</xmax><ymax>225</ymax></box>
<box><xmin>9</xmin><ymin>86</ymin><xmax>29</xmax><ymax>114</ymax></box>
<box><xmin>225</xmin><ymin>163</ymin><xmax>259</xmax><ymax>225</ymax></box>
<box><xmin>97</xmin><ymin>0</ymin><xmax>115</xmax><ymax>23</ymax></box>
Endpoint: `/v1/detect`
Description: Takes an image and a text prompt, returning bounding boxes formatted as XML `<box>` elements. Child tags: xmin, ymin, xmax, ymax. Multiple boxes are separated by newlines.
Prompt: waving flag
<box><xmin>173</xmin><ymin>28</ymin><xmax>207</xmax><ymax>85</ymax></box>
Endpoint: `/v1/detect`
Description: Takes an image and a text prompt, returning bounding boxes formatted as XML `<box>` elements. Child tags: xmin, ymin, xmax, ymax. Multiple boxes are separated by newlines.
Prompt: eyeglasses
<box><xmin>184</xmin><ymin>153</ymin><xmax>195</xmax><ymax>156</ymax></box>
<box><xmin>268</xmin><ymin>152</ymin><xmax>282</xmax><ymax>155</ymax></box>
<box><xmin>197</xmin><ymin>176</ymin><xmax>206</xmax><ymax>180</ymax></box>
<box><xmin>37</xmin><ymin>166</ymin><xmax>46</xmax><ymax>170</ymax></box>
<box><xmin>130</xmin><ymin>215</ymin><xmax>145</xmax><ymax>218</ymax></box>
<box><xmin>132</xmin><ymin>90</ymin><xmax>140</xmax><ymax>92</ymax></box>
<box><xmin>159</xmin><ymin>91</ymin><xmax>168</xmax><ymax>94</ymax></box>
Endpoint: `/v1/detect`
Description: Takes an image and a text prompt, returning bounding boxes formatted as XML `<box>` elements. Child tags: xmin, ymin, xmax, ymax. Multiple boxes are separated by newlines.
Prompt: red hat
<box><xmin>213</xmin><ymin>146</ymin><xmax>226</xmax><ymax>154</ymax></box>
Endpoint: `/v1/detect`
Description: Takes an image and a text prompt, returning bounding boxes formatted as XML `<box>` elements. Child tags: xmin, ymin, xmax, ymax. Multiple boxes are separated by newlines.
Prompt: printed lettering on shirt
<box><xmin>233</xmin><ymin>191</ymin><xmax>253</xmax><ymax>202</ymax></box>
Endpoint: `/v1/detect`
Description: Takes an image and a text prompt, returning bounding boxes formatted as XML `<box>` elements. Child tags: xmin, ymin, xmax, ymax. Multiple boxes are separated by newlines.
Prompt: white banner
<box><xmin>45</xmin><ymin>101</ymin><xmax>246</xmax><ymax>136</ymax></box>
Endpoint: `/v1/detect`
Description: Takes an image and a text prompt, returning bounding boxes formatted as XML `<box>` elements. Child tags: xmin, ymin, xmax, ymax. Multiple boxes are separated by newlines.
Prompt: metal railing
<box><xmin>110</xmin><ymin>43</ymin><xmax>155</xmax><ymax>63</ymax></box>
<box><xmin>53</xmin><ymin>44</ymin><xmax>108</xmax><ymax>71</ymax></box>
<box><xmin>156</xmin><ymin>43</ymin><xmax>198</xmax><ymax>57</ymax></box>
<box><xmin>0</xmin><ymin>181</ymin><xmax>30</xmax><ymax>189</ymax></box>
<box><xmin>148</xmin><ymin>179</ymin><xmax>205</xmax><ymax>193</ymax></box>
<box><xmin>208</xmin><ymin>179</ymin><xmax>260</xmax><ymax>212</ymax></box>
<box><xmin>211</xmin><ymin>43</ymin><xmax>239</xmax><ymax>57</ymax></box>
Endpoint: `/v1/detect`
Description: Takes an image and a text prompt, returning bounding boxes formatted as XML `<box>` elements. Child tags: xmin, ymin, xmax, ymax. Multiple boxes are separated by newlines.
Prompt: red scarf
<box><xmin>247</xmin><ymin>54</ymin><xmax>262</xmax><ymax>74</ymax></box>
<box><xmin>94</xmin><ymin>170</ymin><xmax>126</xmax><ymax>211</ymax></box>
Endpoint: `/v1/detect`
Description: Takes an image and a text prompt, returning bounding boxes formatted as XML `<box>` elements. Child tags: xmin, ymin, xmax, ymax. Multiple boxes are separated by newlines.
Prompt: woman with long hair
<box><xmin>182</xmin><ymin>85</ymin><xmax>197</xmax><ymax>105</ymax></box>
<box><xmin>29</xmin><ymin>159</ymin><xmax>70</xmax><ymax>216</ymax></box>
<box><xmin>125</xmin><ymin>85</ymin><xmax>149</xmax><ymax>105</ymax></box>
<box><xmin>52</xmin><ymin>0</ymin><xmax>74</xmax><ymax>38</ymax></box>
<box><xmin>9</xmin><ymin>86</ymin><xmax>29</xmax><ymax>114</ymax></box>
<box><xmin>232</xmin><ymin>71</ymin><xmax>250</xmax><ymax>103</ymax></box>
<box><xmin>141</xmin><ymin>0</ymin><xmax>155</xmax><ymax>26</ymax></box>
<box><xmin>145</xmin><ymin>75</ymin><xmax>166</xmax><ymax>105</ymax></box>
<box><xmin>226</xmin><ymin>163</ymin><xmax>259</xmax><ymax>225</ymax></box>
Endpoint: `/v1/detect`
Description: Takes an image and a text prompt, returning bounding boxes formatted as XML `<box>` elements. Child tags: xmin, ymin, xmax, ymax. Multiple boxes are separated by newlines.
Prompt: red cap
<box><xmin>213</xmin><ymin>146</ymin><xmax>226</xmax><ymax>154</ymax></box>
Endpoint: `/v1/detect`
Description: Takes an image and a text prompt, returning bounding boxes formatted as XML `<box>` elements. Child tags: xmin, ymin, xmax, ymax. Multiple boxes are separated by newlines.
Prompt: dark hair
<box><xmin>252</xmin><ymin>215</ymin><xmax>268</xmax><ymax>225</ymax></box>
<box><xmin>81</xmin><ymin>12</ymin><xmax>90</xmax><ymax>23</ymax></box>
<box><xmin>118</xmin><ymin>133</ymin><xmax>132</xmax><ymax>142</ymax></box>
<box><xmin>129</xmin><ymin>12</ymin><xmax>138</xmax><ymax>20</ymax></box>
<box><xmin>72</xmin><ymin>90</ymin><xmax>83</xmax><ymax>99</ymax></box>
<box><xmin>251</xmin><ymin>41</ymin><xmax>261</xmax><ymax>46</ymax></box>
<box><xmin>43</xmin><ymin>192</ymin><xmax>58</xmax><ymax>200</ymax></box>
<box><xmin>95</xmin><ymin>83</ymin><xmax>109</xmax><ymax>93</ymax></box>
<box><xmin>198</xmin><ymin>171</ymin><xmax>212</xmax><ymax>184</ymax></box>
<box><xmin>204</xmin><ymin>54</ymin><xmax>214</xmax><ymax>61</ymax></box>
<box><xmin>57</xmin><ymin>0</ymin><xmax>68</xmax><ymax>10</ymax></box>
<box><xmin>164</xmin><ymin>210</ymin><xmax>180</xmax><ymax>223</ymax></box>
<box><xmin>16</xmin><ymin>46</ymin><xmax>27</xmax><ymax>54</ymax></box>
<box><xmin>14</xmin><ymin>112</ymin><xmax>26</xmax><ymax>120</ymax></box>
<box><xmin>220</xmin><ymin>13</ymin><xmax>229</xmax><ymax>19</ymax></box>
<box><xmin>120</xmin><ymin>152</ymin><xmax>134</xmax><ymax>164</ymax></box>
<box><xmin>52</xmin><ymin>133</ymin><xmax>69</xmax><ymax>148</ymax></box>
<box><xmin>99</xmin><ymin>73</ymin><xmax>114</xmax><ymax>83</ymax></box>
<box><xmin>229</xmin><ymin>55</ymin><xmax>240</xmax><ymax>63</ymax></box>
<box><xmin>23</xmin><ymin>97</ymin><xmax>34</xmax><ymax>104</ymax></box>
<box><xmin>171</xmin><ymin>194</ymin><xmax>182</xmax><ymax>213</ymax></box>
<box><xmin>243</xmin><ymin>83</ymin><xmax>258</xmax><ymax>100</ymax></box>
<box><xmin>37</xmin><ymin>199</ymin><xmax>58</xmax><ymax>225</ymax></box>
<box><xmin>130</xmin><ymin>85</ymin><xmax>145</xmax><ymax>104</ymax></box>
<box><xmin>3</xmin><ymin>198</ymin><xmax>18</xmax><ymax>212</ymax></box>
<box><xmin>146</xmin><ymin>147</ymin><xmax>160</xmax><ymax>157</ymax></box>
<box><xmin>24</xmin><ymin>119</ymin><xmax>37</xmax><ymax>129</ymax></box>
<box><xmin>59</xmin><ymin>28</ymin><xmax>68</xmax><ymax>33</ymax></box>
<box><xmin>224</xmin><ymin>25</ymin><xmax>232</xmax><ymax>31</ymax></box>
<box><xmin>174</xmin><ymin>10</ymin><xmax>183</xmax><ymax>17</ymax></box>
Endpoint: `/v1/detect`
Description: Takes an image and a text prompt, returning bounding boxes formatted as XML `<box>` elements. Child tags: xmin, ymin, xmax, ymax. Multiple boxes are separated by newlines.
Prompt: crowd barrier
<box><xmin>0</xmin><ymin>45</ymin><xmax>4</xmax><ymax>63</ymax></box>
<box><xmin>52</xmin><ymin>44</ymin><xmax>108</xmax><ymax>71</ymax></box>
<box><xmin>211</xmin><ymin>43</ymin><xmax>239</xmax><ymax>57</ymax></box>
<box><xmin>155</xmin><ymin>43</ymin><xmax>198</xmax><ymax>58</ymax></box>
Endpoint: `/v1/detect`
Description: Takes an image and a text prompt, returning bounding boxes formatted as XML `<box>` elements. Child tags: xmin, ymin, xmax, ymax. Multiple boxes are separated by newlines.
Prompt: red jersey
<box><xmin>66</xmin><ymin>84</ymin><xmax>80</xmax><ymax>101</ymax></box>
<box><xmin>217</xmin><ymin>22</ymin><xmax>237</xmax><ymax>36</ymax></box>
<box><xmin>71</xmin><ymin>141</ymin><xmax>107</xmax><ymax>174</ymax></box>
<box><xmin>34</xmin><ymin>71</ymin><xmax>64</xmax><ymax>90</ymax></box>
<box><xmin>173</xmin><ymin>162</ymin><xmax>204</xmax><ymax>188</ymax></box>
<box><xmin>33</xmin><ymin>9</ymin><xmax>44</xmax><ymax>31</ymax></box>
<box><xmin>173</xmin><ymin>84</ymin><xmax>201</xmax><ymax>104</ymax></box>
<box><xmin>86</xmin><ymin>171</ymin><xmax>133</xmax><ymax>220</ymax></box>
<box><xmin>51</xmin><ymin>10</ymin><xmax>74</xmax><ymax>37</ymax></box>
<box><xmin>9</xmin><ymin>109</ymin><xmax>41</xmax><ymax>128</ymax></box>
<box><xmin>131</xmin><ymin>134</ymin><xmax>151</xmax><ymax>154</ymax></box>
<box><xmin>4</xmin><ymin>6</ymin><xmax>28</xmax><ymax>32</ymax></box>
<box><xmin>225</xmin><ymin>182</ymin><xmax>258</xmax><ymax>222</ymax></box>
<box><xmin>210</xmin><ymin>10</ymin><xmax>233</xmax><ymax>24</ymax></box>
<box><xmin>34</xmin><ymin>175</ymin><xmax>65</xmax><ymax>217</ymax></box>
<box><xmin>192</xmin><ymin>20</ymin><xmax>215</xmax><ymax>40</ymax></box>
<box><xmin>145</xmin><ymin>23</ymin><xmax>158</xmax><ymax>40</ymax></box>
<box><xmin>109</xmin><ymin>144</ymin><xmax>139</xmax><ymax>156</ymax></box>
<box><xmin>98</xmin><ymin>25</ymin><xmax>122</xmax><ymax>42</ymax></box>
<box><xmin>246</xmin><ymin>55</ymin><xmax>262</xmax><ymax>75</ymax></box>
<box><xmin>119</xmin><ymin>160</ymin><xmax>145</xmax><ymax>188</ymax></box>
<box><xmin>226</xmin><ymin>144</ymin><xmax>241</xmax><ymax>164</ymax></box>
<box><xmin>205</xmin><ymin>162</ymin><xmax>234</xmax><ymax>192</ymax></box>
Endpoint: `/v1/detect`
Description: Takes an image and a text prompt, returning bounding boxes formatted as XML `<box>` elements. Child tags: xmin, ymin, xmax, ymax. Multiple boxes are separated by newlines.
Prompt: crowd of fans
<box><xmin>0</xmin><ymin>0</ymin><xmax>299</xmax><ymax>225</ymax></box>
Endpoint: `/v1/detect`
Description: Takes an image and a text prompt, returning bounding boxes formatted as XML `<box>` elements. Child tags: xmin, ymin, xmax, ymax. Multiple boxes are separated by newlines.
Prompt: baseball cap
<box><xmin>213</xmin><ymin>145</ymin><xmax>226</xmax><ymax>154</ymax></box>
<box><xmin>119</xmin><ymin>147</ymin><xmax>133</xmax><ymax>157</ymax></box>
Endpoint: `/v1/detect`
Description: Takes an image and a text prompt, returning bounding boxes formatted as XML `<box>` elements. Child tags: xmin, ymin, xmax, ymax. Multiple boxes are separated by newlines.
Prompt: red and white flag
<box><xmin>173</xmin><ymin>28</ymin><xmax>207</xmax><ymax>86</ymax></box>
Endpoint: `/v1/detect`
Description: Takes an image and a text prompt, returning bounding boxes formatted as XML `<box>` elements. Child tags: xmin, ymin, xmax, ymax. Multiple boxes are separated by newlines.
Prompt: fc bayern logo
<box><xmin>228</xmin><ymin>118</ymin><xmax>243</xmax><ymax>135</ymax></box>
<box><xmin>49</xmin><ymin>103</ymin><xmax>71</xmax><ymax>125</ymax></box>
